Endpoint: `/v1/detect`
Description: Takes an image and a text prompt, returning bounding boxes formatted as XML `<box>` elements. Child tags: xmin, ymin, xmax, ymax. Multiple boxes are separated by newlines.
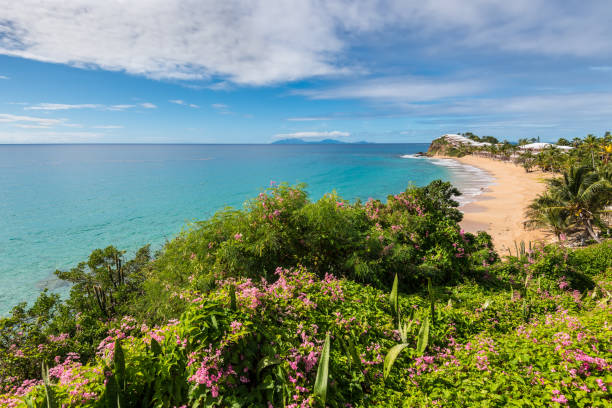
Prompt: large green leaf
<box><xmin>41</xmin><ymin>361</ymin><xmax>58</xmax><ymax>408</ymax></box>
<box><xmin>416</xmin><ymin>316</ymin><xmax>430</xmax><ymax>355</ymax></box>
<box><xmin>114</xmin><ymin>339</ymin><xmax>126</xmax><ymax>391</ymax></box>
<box><xmin>389</xmin><ymin>274</ymin><xmax>399</xmax><ymax>318</ymax></box>
<box><xmin>256</xmin><ymin>356</ymin><xmax>281</xmax><ymax>378</ymax></box>
<box><xmin>313</xmin><ymin>333</ymin><xmax>331</xmax><ymax>406</ymax></box>
<box><xmin>383</xmin><ymin>343</ymin><xmax>409</xmax><ymax>380</ymax></box>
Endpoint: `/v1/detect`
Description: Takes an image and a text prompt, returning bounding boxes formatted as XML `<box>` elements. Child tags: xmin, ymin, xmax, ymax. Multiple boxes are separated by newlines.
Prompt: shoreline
<box><xmin>436</xmin><ymin>154</ymin><xmax>552</xmax><ymax>253</ymax></box>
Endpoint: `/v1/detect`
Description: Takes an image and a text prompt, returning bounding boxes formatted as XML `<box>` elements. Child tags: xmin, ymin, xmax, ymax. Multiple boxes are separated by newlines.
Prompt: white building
<box><xmin>441</xmin><ymin>134</ymin><xmax>491</xmax><ymax>147</ymax></box>
<box><xmin>519</xmin><ymin>143</ymin><xmax>573</xmax><ymax>152</ymax></box>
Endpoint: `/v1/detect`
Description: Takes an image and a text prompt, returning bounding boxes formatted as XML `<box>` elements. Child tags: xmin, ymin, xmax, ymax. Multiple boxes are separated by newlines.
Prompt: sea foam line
<box><xmin>401</xmin><ymin>154</ymin><xmax>495</xmax><ymax>206</ymax></box>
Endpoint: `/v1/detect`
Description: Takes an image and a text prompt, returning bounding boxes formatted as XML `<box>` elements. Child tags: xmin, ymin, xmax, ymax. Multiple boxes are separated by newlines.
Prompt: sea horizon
<box><xmin>0</xmin><ymin>142</ymin><xmax>491</xmax><ymax>313</ymax></box>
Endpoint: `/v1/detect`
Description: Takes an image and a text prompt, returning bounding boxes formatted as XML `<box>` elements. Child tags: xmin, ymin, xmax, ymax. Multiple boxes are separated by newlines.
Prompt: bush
<box><xmin>140</xmin><ymin>182</ymin><xmax>495</xmax><ymax>320</ymax></box>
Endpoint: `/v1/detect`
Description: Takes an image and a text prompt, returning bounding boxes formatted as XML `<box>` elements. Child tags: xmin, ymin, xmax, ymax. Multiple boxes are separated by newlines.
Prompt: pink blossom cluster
<box><xmin>48</xmin><ymin>332</ymin><xmax>70</xmax><ymax>343</ymax></box>
<box><xmin>391</xmin><ymin>192</ymin><xmax>424</xmax><ymax>216</ymax></box>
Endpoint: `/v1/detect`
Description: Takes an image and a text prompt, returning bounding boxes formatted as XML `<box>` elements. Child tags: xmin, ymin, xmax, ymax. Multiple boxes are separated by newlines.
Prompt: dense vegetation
<box><xmin>1</xmin><ymin>180</ymin><xmax>610</xmax><ymax>407</ymax></box>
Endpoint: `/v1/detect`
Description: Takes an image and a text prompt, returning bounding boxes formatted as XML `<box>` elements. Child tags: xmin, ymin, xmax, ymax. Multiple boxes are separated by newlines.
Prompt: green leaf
<box><xmin>383</xmin><ymin>343</ymin><xmax>409</xmax><ymax>380</ymax></box>
<box><xmin>114</xmin><ymin>339</ymin><xmax>126</xmax><ymax>391</ymax></box>
<box><xmin>416</xmin><ymin>316</ymin><xmax>430</xmax><ymax>355</ymax></box>
<box><xmin>398</xmin><ymin>320</ymin><xmax>409</xmax><ymax>344</ymax></box>
<box><xmin>256</xmin><ymin>356</ymin><xmax>281</xmax><ymax>378</ymax></box>
<box><xmin>313</xmin><ymin>333</ymin><xmax>331</xmax><ymax>406</ymax></box>
<box><xmin>41</xmin><ymin>361</ymin><xmax>58</xmax><ymax>408</ymax></box>
<box><xmin>344</xmin><ymin>335</ymin><xmax>362</xmax><ymax>369</ymax></box>
<box><xmin>389</xmin><ymin>274</ymin><xmax>399</xmax><ymax>318</ymax></box>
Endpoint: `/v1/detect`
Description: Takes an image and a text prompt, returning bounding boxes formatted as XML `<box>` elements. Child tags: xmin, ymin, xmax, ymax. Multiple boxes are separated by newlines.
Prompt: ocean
<box><xmin>0</xmin><ymin>143</ymin><xmax>492</xmax><ymax>314</ymax></box>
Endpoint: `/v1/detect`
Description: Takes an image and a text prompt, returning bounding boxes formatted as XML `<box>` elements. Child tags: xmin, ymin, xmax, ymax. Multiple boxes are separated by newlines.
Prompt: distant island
<box><xmin>271</xmin><ymin>138</ymin><xmax>371</xmax><ymax>145</ymax></box>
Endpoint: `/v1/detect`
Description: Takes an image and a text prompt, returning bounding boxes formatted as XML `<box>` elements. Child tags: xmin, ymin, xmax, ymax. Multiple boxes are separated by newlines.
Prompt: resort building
<box><xmin>518</xmin><ymin>142</ymin><xmax>574</xmax><ymax>152</ymax></box>
<box><xmin>441</xmin><ymin>134</ymin><xmax>492</xmax><ymax>147</ymax></box>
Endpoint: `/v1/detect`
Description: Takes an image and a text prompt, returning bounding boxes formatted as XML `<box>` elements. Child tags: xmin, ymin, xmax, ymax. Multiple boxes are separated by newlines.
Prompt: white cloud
<box><xmin>0</xmin><ymin>75</ymin><xmax>9</xmax><ymax>79</ymax></box>
<box><xmin>416</xmin><ymin>92</ymin><xmax>612</xmax><ymax>118</ymax></box>
<box><xmin>92</xmin><ymin>125</ymin><xmax>123</xmax><ymax>129</ymax></box>
<box><xmin>12</xmin><ymin>124</ymin><xmax>51</xmax><ymax>129</ymax></box>
<box><xmin>25</xmin><ymin>102</ymin><xmax>156</xmax><ymax>111</ymax></box>
<box><xmin>274</xmin><ymin>130</ymin><xmax>350</xmax><ymax>139</ymax></box>
<box><xmin>25</xmin><ymin>103</ymin><xmax>102</xmax><ymax>111</ymax></box>
<box><xmin>0</xmin><ymin>130</ymin><xmax>103</xmax><ymax>144</ymax></box>
<box><xmin>211</xmin><ymin>103</ymin><xmax>228</xmax><ymax>109</ymax></box>
<box><xmin>296</xmin><ymin>76</ymin><xmax>487</xmax><ymax>102</ymax></box>
<box><xmin>287</xmin><ymin>117</ymin><xmax>333</xmax><ymax>121</ymax></box>
<box><xmin>108</xmin><ymin>104</ymin><xmax>135</xmax><ymax>111</ymax></box>
<box><xmin>170</xmin><ymin>99</ymin><xmax>199</xmax><ymax>108</ymax></box>
<box><xmin>0</xmin><ymin>113</ymin><xmax>65</xmax><ymax>127</ymax></box>
<box><xmin>589</xmin><ymin>66</ymin><xmax>612</xmax><ymax>72</ymax></box>
<box><xmin>0</xmin><ymin>1</ymin><xmax>609</xmax><ymax>86</ymax></box>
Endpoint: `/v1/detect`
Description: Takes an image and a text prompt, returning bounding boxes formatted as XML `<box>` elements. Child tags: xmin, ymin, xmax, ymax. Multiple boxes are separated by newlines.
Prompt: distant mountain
<box><xmin>271</xmin><ymin>138</ymin><xmax>371</xmax><ymax>145</ymax></box>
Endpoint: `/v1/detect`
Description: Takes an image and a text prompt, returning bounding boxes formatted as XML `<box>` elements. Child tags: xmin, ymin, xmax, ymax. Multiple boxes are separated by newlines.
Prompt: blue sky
<box><xmin>1</xmin><ymin>1</ymin><xmax>611</xmax><ymax>143</ymax></box>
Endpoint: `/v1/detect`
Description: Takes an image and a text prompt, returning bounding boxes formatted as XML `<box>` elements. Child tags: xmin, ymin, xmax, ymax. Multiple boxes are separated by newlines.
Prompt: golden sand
<box><xmin>443</xmin><ymin>155</ymin><xmax>553</xmax><ymax>253</ymax></box>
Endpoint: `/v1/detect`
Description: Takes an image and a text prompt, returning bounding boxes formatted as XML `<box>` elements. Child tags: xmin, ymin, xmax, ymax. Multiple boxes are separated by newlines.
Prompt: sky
<box><xmin>0</xmin><ymin>0</ymin><xmax>611</xmax><ymax>144</ymax></box>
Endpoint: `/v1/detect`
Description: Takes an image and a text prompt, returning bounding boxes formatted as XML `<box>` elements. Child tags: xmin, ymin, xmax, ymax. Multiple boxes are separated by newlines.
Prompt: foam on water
<box><xmin>401</xmin><ymin>155</ymin><xmax>495</xmax><ymax>205</ymax></box>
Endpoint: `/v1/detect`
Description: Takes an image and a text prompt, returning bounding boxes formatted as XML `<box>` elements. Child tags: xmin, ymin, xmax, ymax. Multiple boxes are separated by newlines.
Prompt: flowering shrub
<box><xmin>146</xmin><ymin>181</ymin><xmax>495</xmax><ymax>319</ymax></box>
<box><xmin>4</xmin><ymin>249</ymin><xmax>611</xmax><ymax>407</ymax></box>
<box><xmin>1</xmin><ymin>183</ymin><xmax>610</xmax><ymax>407</ymax></box>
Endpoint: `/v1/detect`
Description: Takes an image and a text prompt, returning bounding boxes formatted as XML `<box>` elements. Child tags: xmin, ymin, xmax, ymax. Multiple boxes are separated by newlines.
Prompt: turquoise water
<box><xmin>0</xmin><ymin>144</ymin><xmax>491</xmax><ymax>314</ymax></box>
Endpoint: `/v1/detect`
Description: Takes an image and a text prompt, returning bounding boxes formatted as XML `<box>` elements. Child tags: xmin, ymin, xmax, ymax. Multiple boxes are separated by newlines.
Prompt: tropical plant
<box><xmin>527</xmin><ymin>166</ymin><xmax>612</xmax><ymax>242</ymax></box>
<box><xmin>525</xmin><ymin>195</ymin><xmax>573</xmax><ymax>241</ymax></box>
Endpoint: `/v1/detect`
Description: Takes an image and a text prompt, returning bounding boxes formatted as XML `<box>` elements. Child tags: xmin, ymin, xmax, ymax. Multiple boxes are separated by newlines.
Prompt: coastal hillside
<box><xmin>1</xmin><ymin>181</ymin><xmax>611</xmax><ymax>407</ymax></box>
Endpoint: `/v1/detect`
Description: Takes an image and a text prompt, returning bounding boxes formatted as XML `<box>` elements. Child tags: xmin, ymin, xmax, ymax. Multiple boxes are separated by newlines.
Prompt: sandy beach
<box><xmin>442</xmin><ymin>155</ymin><xmax>552</xmax><ymax>253</ymax></box>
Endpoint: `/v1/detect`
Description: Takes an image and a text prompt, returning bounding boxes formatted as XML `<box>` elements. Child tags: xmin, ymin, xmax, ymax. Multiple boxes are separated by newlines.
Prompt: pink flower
<box><xmin>596</xmin><ymin>378</ymin><xmax>607</xmax><ymax>392</ymax></box>
<box><xmin>551</xmin><ymin>390</ymin><xmax>568</xmax><ymax>404</ymax></box>
<box><xmin>234</xmin><ymin>233</ymin><xmax>243</xmax><ymax>241</ymax></box>
<box><xmin>230</xmin><ymin>320</ymin><xmax>243</xmax><ymax>334</ymax></box>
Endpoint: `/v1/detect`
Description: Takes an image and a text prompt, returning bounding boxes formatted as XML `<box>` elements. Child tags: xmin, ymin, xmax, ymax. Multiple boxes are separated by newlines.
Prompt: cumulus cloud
<box><xmin>0</xmin><ymin>1</ymin><xmax>609</xmax><ymax>86</ymax></box>
<box><xmin>274</xmin><ymin>130</ymin><xmax>350</xmax><ymax>139</ymax></box>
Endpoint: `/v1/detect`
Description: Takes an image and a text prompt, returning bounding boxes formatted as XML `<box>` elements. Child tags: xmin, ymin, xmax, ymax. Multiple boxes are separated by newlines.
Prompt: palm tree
<box><xmin>525</xmin><ymin>194</ymin><xmax>572</xmax><ymax>241</ymax></box>
<box><xmin>582</xmin><ymin>134</ymin><xmax>600</xmax><ymax>168</ymax></box>
<box><xmin>543</xmin><ymin>166</ymin><xmax>612</xmax><ymax>242</ymax></box>
<box><xmin>516</xmin><ymin>151</ymin><xmax>536</xmax><ymax>172</ymax></box>
<box><xmin>518</xmin><ymin>138</ymin><xmax>529</xmax><ymax>146</ymax></box>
